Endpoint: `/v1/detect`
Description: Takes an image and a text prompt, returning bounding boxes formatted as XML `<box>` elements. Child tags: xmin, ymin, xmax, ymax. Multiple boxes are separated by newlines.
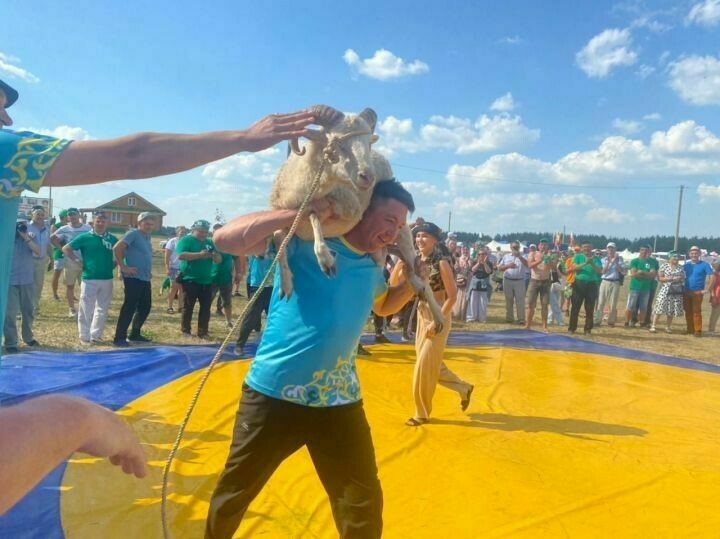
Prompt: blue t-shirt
<box><xmin>247</xmin><ymin>254</ymin><xmax>274</xmax><ymax>288</ymax></box>
<box><xmin>120</xmin><ymin>228</ymin><xmax>153</xmax><ymax>281</ymax></box>
<box><xmin>1</xmin><ymin>130</ymin><xmax>70</xmax><ymax>353</ymax></box>
<box><xmin>684</xmin><ymin>260</ymin><xmax>713</xmax><ymax>291</ymax></box>
<box><xmin>246</xmin><ymin>236</ymin><xmax>387</xmax><ymax>407</ymax></box>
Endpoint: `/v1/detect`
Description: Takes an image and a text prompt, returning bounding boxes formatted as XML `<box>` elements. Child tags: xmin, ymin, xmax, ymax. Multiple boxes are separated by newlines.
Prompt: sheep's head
<box><xmin>291</xmin><ymin>105</ymin><xmax>379</xmax><ymax>192</ymax></box>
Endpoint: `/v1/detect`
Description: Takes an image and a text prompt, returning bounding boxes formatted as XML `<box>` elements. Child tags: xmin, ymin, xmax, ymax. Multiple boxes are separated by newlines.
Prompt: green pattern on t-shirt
<box><xmin>629</xmin><ymin>257</ymin><xmax>659</xmax><ymax>291</ymax></box>
<box><xmin>68</xmin><ymin>232</ymin><xmax>118</xmax><ymax>280</ymax></box>
<box><xmin>177</xmin><ymin>235</ymin><xmax>215</xmax><ymax>285</ymax></box>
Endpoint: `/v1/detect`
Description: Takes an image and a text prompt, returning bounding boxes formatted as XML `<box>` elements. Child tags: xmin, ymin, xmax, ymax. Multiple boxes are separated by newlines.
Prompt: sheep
<box><xmin>268</xmin><ymin>105</ymin><xmax>445</xmax><ymax>331</ymax></box>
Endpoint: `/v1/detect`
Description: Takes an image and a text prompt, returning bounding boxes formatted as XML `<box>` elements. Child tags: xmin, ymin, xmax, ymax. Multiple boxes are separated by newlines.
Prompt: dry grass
<box><xmin>24</xmin><ymin>238</ymin><xmax>720</xmax><ymax>366</ymax></box>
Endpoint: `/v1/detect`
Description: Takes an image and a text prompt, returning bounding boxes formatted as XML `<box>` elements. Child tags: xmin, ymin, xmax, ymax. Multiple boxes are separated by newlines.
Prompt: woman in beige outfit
<box><xmin>395</xmin><ymin>222</ymin><xmax>474</xmax><ymax>427</ymax></box>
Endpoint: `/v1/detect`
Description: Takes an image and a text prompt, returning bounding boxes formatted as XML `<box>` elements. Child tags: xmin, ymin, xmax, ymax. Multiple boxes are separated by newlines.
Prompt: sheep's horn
<box><xmin>310</xmin><ymin>105</ymin><xmax>344</xmax><ymax>128</ymax></box>
<box><xmin>358</xmin><ymin>108</ymin><xmax>377</xmax><ymax>132</ymax></box>
<box><xmin>303</xmin><ymin>128</ymin><xmax>328</xmax><ymax>144</ymax></box>
<box><xmin>289</xmin><ymin>138</ymin><xmax>305</xmax><ymax>156</ymax></box>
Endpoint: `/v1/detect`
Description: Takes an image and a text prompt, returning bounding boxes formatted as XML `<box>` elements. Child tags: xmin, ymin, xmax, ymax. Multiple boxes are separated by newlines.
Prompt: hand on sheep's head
<box><xmin>241</xmin><ymin>109</ymin><xmax>317</xmax><ymax>152</ymax></box>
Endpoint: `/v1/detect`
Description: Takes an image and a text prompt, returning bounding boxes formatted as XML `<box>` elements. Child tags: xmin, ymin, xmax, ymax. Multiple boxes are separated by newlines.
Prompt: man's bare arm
<box><xmin>44</xmin><ymin>111</ymin><xmax>315</xmax><ymax>187</ymax></box>
<box><xmin>213</xmin><ymin>210</ymin><xmax>300</xmax><ymax>256</ymax></box>
<box><xmin>0</xmin><ymin>395</ymin><xmax>147</xmax><ymax>516</ymax></box>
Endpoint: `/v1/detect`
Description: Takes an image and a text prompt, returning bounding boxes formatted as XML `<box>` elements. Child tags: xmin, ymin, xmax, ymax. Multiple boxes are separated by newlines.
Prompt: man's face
<box><xmin>689</xmin><ymin>249</ymin><xmax>700</xmax><ymax>260</ymax></box>
<box><xmin>352</xmin><ymin>198</ymin><xmax>408</xmax><ymax>253</ymax></box>
<box><xmin>176</xmin><ymin>227</ymin><xmax>187</xmax><ymax>238</ymax></box>
<box><xmin>139</xmin><ymin>218</ymin><xmax>155</xmax><ymax>234</ymax></box>
<box><xmin>31</xmin><ymin>211</ymin><xmax>45</xmax><ymax>226</ymax></box>
<box><xmin>607</xmin><ymin>246</ymin><xmax>615</xmax><ymax>256</ymax></box>
<box><xmin>582</xmin><ymin>243</ymin><xmax>592</xmax><ymax>255</ymax></box>
<box><xmin>0</xmin><ymin>89</ymin><xmax>12</xmax><ymax>129</ymax></box>
<box><xmin>538</xmin><ymin>242</ymin><xmax>548</xmax><ymax>253</ymax></box>
<box><xmin>193</xmin><ymin>228</ymin><xmax>209</xmax><ymax>241</ymax></box>
<box><xmin>68</xmin><ymin>212</ymin><xmax>80</xmax><ymax>226</ymax></box>
<box><xmin>639</xmin><ymin>247</ymin><xmax>649</xmax><ymax>259</ymax></box>
<box><xmin>447</xmin><ymin>239</ymin><xmax>457</xmax><ymax>253</ymax></box>
<box><xmin>93</xmin><ymin>215</ymin><xmax>107</xmax><ymax>234</ymax></box>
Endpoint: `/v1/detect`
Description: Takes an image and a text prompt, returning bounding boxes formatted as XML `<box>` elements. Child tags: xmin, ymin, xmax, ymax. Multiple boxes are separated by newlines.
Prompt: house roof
<box><xmin>94</xmin><ymin>191</ymin><xmax>166</xmax><ymax>216</ymax></box>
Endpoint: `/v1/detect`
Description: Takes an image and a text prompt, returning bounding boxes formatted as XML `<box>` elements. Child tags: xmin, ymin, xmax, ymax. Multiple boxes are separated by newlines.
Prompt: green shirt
<box><xmin>572</xmin><ymin>253</ymin><xmax>602</xmax><ymax>282</ymax></box>
<box><xmin>212</xmin><ymin>252</ymin><xmax>237</xmax><ymax>285</ymax></box>
<box><xmin>68</xmin><ymin>231</ymin><xmax>118</xmax><ymax>280</ymax></box>
<box><xmin>629</xmin><ymin>257</ymin><xmax>659</xmax><ymax>291</ymax></box>
<box><xmin>177</xmin><ymin>235</ymin><xmax>216</xmax><ymax>285</ymax></box>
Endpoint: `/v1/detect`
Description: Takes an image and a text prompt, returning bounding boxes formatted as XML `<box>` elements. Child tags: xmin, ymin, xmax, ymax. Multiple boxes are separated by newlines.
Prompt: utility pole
<box><xmin>674</xmin><ymin>185</ymin><xmax>684</xmax><ymax>251</ymax></box>
<box><xmin>448</xmin><ymin>211</ymin><xmax>452</xmax><ymax>233</ymax></box>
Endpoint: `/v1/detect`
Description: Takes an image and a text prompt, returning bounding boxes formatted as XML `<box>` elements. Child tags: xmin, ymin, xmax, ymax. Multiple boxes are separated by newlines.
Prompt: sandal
<box><xmin>166</xmin><ymin>307</ymin><xmax>175</xmax><ymax>314</ymax></box>
<box><xmin>461</xmin><ymin>385</ymin><xmax>474</xmax><ymax>412</ymax></box>
<box><xmin>405</xmin><ymin>417</ymin><xmax>429</xmax><ymax>427</ymax></box>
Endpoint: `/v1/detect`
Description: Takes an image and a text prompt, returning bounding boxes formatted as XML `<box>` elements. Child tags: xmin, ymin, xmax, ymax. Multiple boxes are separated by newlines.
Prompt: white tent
<box><xmin>619</xmin><ymin>248</ymin><xmax>636</xmax><ymax>261</ymax></box>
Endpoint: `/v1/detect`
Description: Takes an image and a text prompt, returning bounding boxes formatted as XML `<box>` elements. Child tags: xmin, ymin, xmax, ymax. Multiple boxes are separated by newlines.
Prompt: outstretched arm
<box><xmin>44</xmin><ymin>110</ymin><xmax>316</xmax><ymax>187</ymax></box>
<box><xmin>0</xmin><ymin>395</ymin><xmax>147</xmax><ymax>516</ymax></box>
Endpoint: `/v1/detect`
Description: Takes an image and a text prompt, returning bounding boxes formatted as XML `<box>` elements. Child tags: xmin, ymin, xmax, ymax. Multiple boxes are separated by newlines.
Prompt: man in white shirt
<box><xmin>26</xmin><ymin>207</ymin><xmax>52</xmax><ymax>315</ymax></box>
<box><xmin>498</xmin><ymin>241</ymin><xmax>528</xmax><ymax>324</ymax></box>
<box><xmin>594</xmin><ymin>242</ymin><xmax>625</xmax><ymax>327</ymax></box>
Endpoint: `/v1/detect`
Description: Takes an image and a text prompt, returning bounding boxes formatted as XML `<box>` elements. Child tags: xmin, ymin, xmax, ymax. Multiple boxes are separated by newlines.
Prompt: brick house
<box><xmin>84</xmin><ymin>192</ymin><xmax>166</xmax><ymax>232</ymax></box>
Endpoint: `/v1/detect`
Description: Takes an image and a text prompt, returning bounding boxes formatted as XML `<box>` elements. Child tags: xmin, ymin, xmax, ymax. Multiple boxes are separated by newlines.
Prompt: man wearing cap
<box><xmin>63</xmin><ymin>211</ymin><xmax>118</xmax><ymax>344</ymax></box>
<box><xmin>525</xmin><ymin>238</ymin><xmax>556</xmax><ymax>331</ymax></box>
<box><xmin>567</xmin><ymin>241</ymin><xmax>602</xmax><ymax>335</ymax></box>
<box><xmin>683</xmin><ymin>246</ymin><xmax>714</xmax><ymax>337</ymax></box>
<box><xmin>50</xmin><ymin>208</ymin><xmax>92</xmax><ymax>317</ymax></box>
<box><xmin>498</xmin><ymin>241</ymin><xmax>528</xmax><ymax>324</ymax></box>
<box><xmin>176</xmin><ymin>220</ymin><xmax>222</xmax><ymax>339</ymax></box>
<box><xmin>26</xmin><ymin>207</ymin><xmax>52</xmax><ymax>314</ymax></box>
<box><xmin>594</xmin><ymin>242</ymin><xmax>625</xmax><ymax>327</ymax></box>
<box><xmin>112</xmin><ymin>212</ymin><xmax>156</xmax><ymax>346</ymax></box>
<box><xmin>624</xmin><ymin>245</ymin><xmax>659</xmax><ymax>328</ymax></box>
<box><xmin>0</xmin><ymin>76</ymin><xmax>316</xmax><ymax>359</ymax></box>
<box><xmin>3</xmin><ymin>213</ymin><xmax>42</xmax><ymax>354</ymax></box>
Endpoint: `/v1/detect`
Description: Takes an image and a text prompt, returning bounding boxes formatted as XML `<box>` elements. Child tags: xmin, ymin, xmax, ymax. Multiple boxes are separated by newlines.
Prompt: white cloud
<box><xmin>612</xmin><ymin>118</ymin><xmax>643</xmax><ymax>135</ymax></box>
<box><xmin>343</xmin><ymin>48</ymin><xmax>429</xmax><ymax>81</ymax></box>
<box><xmin>686</xmin><ymin>0</ymin><xmax>720</xmax><ymax>27</ymax></box>
<box><xmin>446</xmin><ymin>120</ymin><xmax>720</xmax><ymax>191</ymax></box>
<box><xmin>550</xmin><ymin>194</ymin><xmax>596</xmax><ymax>206</ymax></box>
<box><xmin>20</xmin><ymin>125</ymin><xmax>91</xmax><ymax>140</ymax></box>
<box><xmin>667</xmin><ymin>55</ymin><xmax>720</xmax><ymax>105</ymax></box>
<box><xmin>376</xmin><ymin>113</ymin><xmax>539</xmax><ymax>156</ymax></box>
<box><xmin>402</xmin><ymin>181</ymin><xmax>446</xmax><ymax>198</ymax></box>
<box><xmin>586</xmin><ymin>207</ymin><xmax>634</xmax><ymax>224</ymax></box>
<box><xmin>636</xmin><ymin>64</ymin><xmax>655</xmax><ymax>78</ymax></box>
<box><xmin>650</xmin><ymin>121</ymin><xmax>720</xmax><ymax>153</ymax></box>
<box><xmin>202</xmin><ymin>146</ymin><xmax>281</xmax><ymax>184</ymax></box>
<box><xmin>697</xmin><ymin>183</ymin><xmax>720</xmax><ymax>201</ymax></box>
<box><xmin>498</xmin><ymin>36</ymin><xmax>522</xmax><ymax>45</ymax></box>
<box><xmin>490</xmin><ymin>92</ymin><xmax>516</xmax><ymax>112</ymax></box>
<box><xmin>576</xmin><ymin>28</ymin><xmax>638</xmax><ymax>78</ymax></box>
<box><xmin>631</xmin><ymin>16</ymin><xmax>672</xmax><ymax>33</ymax></box>
<box><xmin>0</xmin><ymin>52</ymin><xmax>40</xmax><ymax>83</ymax></box>
<box><xmin>643</xmin><ymin>112</ymin><xmax>662</xmax><ymax>120</ymax></box>
<box><xmin>658</xmin><ymin>51</ymin><xmax>671</xmax><ymax>65</ymax></box>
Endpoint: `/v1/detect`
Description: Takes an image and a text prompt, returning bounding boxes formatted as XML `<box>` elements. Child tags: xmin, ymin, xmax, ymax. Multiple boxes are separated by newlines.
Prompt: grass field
<box><xmin>17</xmin><ymin>238</ymin><xmax>720</xmax><ymax>366</ymax></box>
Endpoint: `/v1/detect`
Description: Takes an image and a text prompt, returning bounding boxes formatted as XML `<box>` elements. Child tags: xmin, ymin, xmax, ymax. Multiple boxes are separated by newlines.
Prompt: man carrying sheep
<box><xmin>207</xmin><ymin>179</ymin><xmax>419</xmax><ymax>539</ymax></box>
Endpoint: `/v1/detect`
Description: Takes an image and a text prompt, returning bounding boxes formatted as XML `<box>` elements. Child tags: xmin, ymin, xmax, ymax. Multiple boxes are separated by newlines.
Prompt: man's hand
<box><xmin>309</xmin><ymin>198</ymin><xmax>337</xmax><ymax>224</ymax></box>
<box><xmin>78</xmin><ymin>403</ymin><xmax>147</xmax><ymax>479</ymax></box>
<box><xmin>122</xmin><ymin>266</ymin><xmax>138</xmax><ymax>276</ymax></box>
<box><xmin>240</xmin><ymin>110</ymin><xmax>317</xmax><ymax>152</ymax></box>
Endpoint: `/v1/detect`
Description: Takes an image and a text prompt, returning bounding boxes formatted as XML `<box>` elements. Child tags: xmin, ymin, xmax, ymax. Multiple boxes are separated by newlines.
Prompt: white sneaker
<box><xmin>649</xmin><ymin>326</ymin><xmax>656</xmax><ymax>333</ymax></box>
<box><xmin>68</xmin><ymin>309</ymin><xmax>77</xmax><ymax>317</ymax></box>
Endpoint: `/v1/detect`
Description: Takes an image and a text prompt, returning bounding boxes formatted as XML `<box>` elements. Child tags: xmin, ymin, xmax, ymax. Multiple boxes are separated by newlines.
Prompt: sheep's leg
<box><xmin>393</xmin><ymin>225</ymin><xmax>445</xmax><ymax>333</ymax></box>
<box><xmin>309</xmin><ymin>211</ymin><xmax>336</xmax><ymax>277</ymax></box>
<box><xmin>273</xmin><ymin>229</ymin><xmax>294</xmax><ymax>299</ymax></box>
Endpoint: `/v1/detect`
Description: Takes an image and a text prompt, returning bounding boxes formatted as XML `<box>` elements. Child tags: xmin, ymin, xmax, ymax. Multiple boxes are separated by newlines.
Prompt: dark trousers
<box><xmin>182</xmin><ymin>280</ymin><xmax>213</xmax><ymax>336</ymax></box>
<box><xmin>205</xmin><ymin>385</ymin><xmax>383</xmax><ymax>539</ymax></box>
<box><xmin>569</xmin><ymin>280</ymin><xmax>599</xmax><ymax>332</ymax></box>
<box><xmin>114</xmin><ymin>278</ymin><xmax>151</xmax><ymax>341</ymax></box>
<box><xmin>236</xmin><ymin>286</ymin><xmax>272</xmax><ymax>346</ymax></box>
<box><xmin>373</xmin><ymin>312</ymin><xmax>392</xmax><ymax>335</ymax></box>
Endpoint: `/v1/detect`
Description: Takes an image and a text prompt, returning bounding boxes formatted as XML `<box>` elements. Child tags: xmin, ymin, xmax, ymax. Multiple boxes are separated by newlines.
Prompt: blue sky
<box><xmin>3</xmin><ymin>0</ymin><xmax>720</xmax><ymax>239</ymax></box>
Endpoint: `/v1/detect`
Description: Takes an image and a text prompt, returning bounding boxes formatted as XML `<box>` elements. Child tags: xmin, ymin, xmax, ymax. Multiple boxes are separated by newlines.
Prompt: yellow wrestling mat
<box><xmin>50</xmin><ymin>332</ymin><xmax>720</xmax><ymax>538</ymax></box>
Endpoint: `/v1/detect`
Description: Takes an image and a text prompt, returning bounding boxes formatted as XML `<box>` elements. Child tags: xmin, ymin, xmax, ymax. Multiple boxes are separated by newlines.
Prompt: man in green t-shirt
<box><xmin>624</xmin><ymin>245</ymin><xmax>659</xmax><ymax>328</ymax></box>
<box><xmin>566</xmin><ymin>241</ymin><xmax>602</xmax><ymax>335</ymax></box>
<box><xmin>211</xmin><ymin>224</ymin><xmax>240</xmax><ymax>329</ymax></box>
<box><xmin>63</xmin><ymin>211</ymin><xmax>118</xmax><ymax>344</ymax></box>
<box><xmin>176</xmin><ymin>220</ymin><xmax>221</xmax><ymax>339</ymax></box>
